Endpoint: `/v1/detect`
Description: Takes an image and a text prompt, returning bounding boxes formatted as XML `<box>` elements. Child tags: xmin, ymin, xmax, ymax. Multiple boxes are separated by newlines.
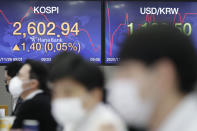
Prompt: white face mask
<box><xmin>51</xmin><ymin>98</ymin><xmax>86</xmax><ymax>127</ymax></box>
<box><xmin>9</xmin><ymin>77</ymin><xmax>23</xmax><ymax>98</ymax></box>
<box><xmin>107</xmin><ymin>79</ymin><xmax>155</xmax><ymax>128</ymax></box>
<box><xmin>9</xmin><ymin>76</ymin><xmax>32</xmax><ymax>99</ymax></box>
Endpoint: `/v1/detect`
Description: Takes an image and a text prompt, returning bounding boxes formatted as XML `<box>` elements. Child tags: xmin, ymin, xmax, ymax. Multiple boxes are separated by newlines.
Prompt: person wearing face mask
<box><xmin>49</xmin><ymin>53</ymin><xmax>127</xmax><ymax>131</ymax></box>
<box><xmin>107</xmin><ymin>24</ymin><xmax>197</xmax><ymax>131</ymax></box>
<box><xmin>10</xmin><ymin>60</ymin><xmax>57</xmax><ymax>131</ymax></box>
<box><xmin>4</xmin><ymin>61</ymin><xmax>23</xmax><ymax>116</ymax></box>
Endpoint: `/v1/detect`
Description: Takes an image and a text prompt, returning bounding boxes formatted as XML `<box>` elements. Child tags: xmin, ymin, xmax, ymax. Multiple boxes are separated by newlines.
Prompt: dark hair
<box><xmin>5</xmin><ymin>61</ymin><xmax>23</xmax><ymax>78</ymax></box>
<box><xmin>120</xmin><ymin>24</ymin><xmax>197</xmax><ymax>94</ymax></box>
<box><xmin>25</xmin><ymin>59</ymin><xmax>49</xmax><ymax>92</ymax></box>
<box><xmin>49</xmin><ymin>52</ymin><xmax>76</xmax><ymax>69</ymax></box>
<box><xmin>49</xmin><ymin>52</ymin><xmax>105</xmax><ymax>95</ymax></box>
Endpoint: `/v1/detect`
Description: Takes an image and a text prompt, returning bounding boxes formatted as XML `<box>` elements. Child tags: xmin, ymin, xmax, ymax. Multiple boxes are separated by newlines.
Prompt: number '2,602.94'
<box><xmin>13</xmin><ymin>22</ymin><xmax>79</xmax><ymax>36</ymax></box>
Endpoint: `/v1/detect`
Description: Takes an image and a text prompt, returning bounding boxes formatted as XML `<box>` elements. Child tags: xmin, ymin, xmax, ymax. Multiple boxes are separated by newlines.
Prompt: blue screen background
<box><xmin>0</xmin><ymin>1</ymin><xmax>101</xmax><ymax>63</ymax></box>
<box><xmin>105</xmin><ymin>1</ymin><xmax>197</xmax><ymax>64</ymax></box>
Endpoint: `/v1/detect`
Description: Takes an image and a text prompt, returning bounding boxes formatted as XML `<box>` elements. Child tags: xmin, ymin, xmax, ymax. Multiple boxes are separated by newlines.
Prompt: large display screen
<box><xmin>0</xmin><ymin>1</ymin><xmax>101</xmax><ymax>64</ymax></box>
<box><xmin>105</xmin><ymin>1</ymin><xmax>197</xmax><ymax>64</ymax></box>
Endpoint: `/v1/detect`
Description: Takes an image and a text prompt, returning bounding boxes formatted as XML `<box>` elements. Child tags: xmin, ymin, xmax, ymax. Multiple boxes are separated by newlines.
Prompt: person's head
<box><xmin>108</xmin><ymin>24</ymin><xmax>197</xmax><ymax>128</ymax></box>
<box><xmin>49</xmin><ymin>53</ymin><xmax>105</xmax><ymax>125</ymax></box>
<box><xmin>4</xmin><ymin>61</ymin><xmax>23</xmax><ymax>92</ymax></box>
<box><xmin>9</xmin><ymin>60</ymin><xmax>49</xmax><ymax>99</ymax></box>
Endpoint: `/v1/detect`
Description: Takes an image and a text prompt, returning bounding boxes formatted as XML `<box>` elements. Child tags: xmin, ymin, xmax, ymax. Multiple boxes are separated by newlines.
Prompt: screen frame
<box><xmin>104</xmin><ymin>0</ymin><xmax>197</xmax><ymax>65</ymax></box>
<box><xmin>1</xmin><ymin>0</ymin><xmax>197</xmax><ymax>65</ymax></box>
<box><xmin>107</xmin><ymin>0</ymin><xmax>197</xmax><ymax>1</ymax></box>
<box><xmin>0</xmin><ymin>0</ymin><xmax>103</xmax><ymax>66</ymax></box>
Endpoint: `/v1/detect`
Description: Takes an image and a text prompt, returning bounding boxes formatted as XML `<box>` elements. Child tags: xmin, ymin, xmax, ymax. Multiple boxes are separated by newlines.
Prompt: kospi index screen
<box><xmin>0</xmin><ymin>1</ymin><xmax>101</xmax><ymax>64</ymax></box>
<box><xmin>105</xmin><ymin>1</ymin><xmax>197</xmax><ymax>64</ymax></box>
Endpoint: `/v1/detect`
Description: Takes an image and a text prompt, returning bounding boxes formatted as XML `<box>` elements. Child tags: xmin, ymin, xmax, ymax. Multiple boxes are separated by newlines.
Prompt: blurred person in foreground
<box><xmin>4</xmin><ymin>61</ymin><xmax>23</xmax><ymax>115</ymax></box>
<box><xmin>49</xmin><ymin>53</ymin><xmax>127</xmax><ymax>131</ymax></box>
<box><xmin>107</xmin><ymin>24</ymin><xmax>197</xmax><ymax>131</ymax></box>
<box><xmin>10</xmin><ymin>60</ymin><xmax>57</xmax><ymax>131</ymax></box>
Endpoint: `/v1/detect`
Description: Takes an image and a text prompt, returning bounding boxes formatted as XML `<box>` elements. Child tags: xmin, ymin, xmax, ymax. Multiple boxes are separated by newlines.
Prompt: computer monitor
<box><xmin>0</xmin><ymin>0</ymin><xmax>101</xmax><ymax>64</ymax></box>
<box><xmin>105</xmin><ymin>0</ymin><xmax>197</xmax><ymax>64</ymax></box>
